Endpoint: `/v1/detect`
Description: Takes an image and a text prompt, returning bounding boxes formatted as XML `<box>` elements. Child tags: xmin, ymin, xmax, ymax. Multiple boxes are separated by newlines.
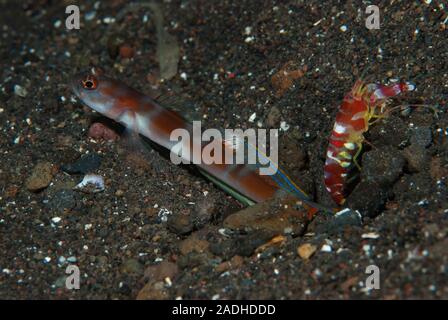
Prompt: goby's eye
<box><xmin>81</xmin><ymin>75</ymin><xmax>98</xmax><ymax>90</ymax></box>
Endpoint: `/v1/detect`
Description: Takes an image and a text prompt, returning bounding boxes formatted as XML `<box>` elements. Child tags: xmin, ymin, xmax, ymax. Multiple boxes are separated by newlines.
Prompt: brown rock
<box><xmin>229</xmin><ymin>255</ymin><xmax>244</xmax><ymax>268</ymax></box>
<box><xmin>5</xmin><ymin>185</ymin><xmax>19</xmax><ymax>198</ymax></box>
<box><xmin>361</xmin><ymin>146</ymin><xmax>405</xmax><ymax>186</ymax></box>
<box><xmin>191</xmin><ymin>198</ymin><xmax>217</xmax><ymax>229</ymax></box>
<box><xmin>223</xmin><ymin>194</ymin><xmax>308</xmax><ymax>236</ymax></box>
<box><xmin>402</xmin><ymin>144</ymin><xmax>429</xmax><ymax>172</ymax></box>
<box><xmin>88</xmin><ymin>122</ymin><xmax>119</xmax><ymax>141</ymax></box>
<box><xmin>266</xmin><ymin>106</ymin><xmax>281</xmax><ymax>127</ymax></box>
<box><xmin>215</xmin><ymin>255</ymin><xmax>244</xmax><ymax>273</ymax></box>
<box><xmin>178</xmin><ymin>232</ymin><xmax>210</xmax><ymax>256</ymax></box>
<box><xmin>215</xmin><ymin>261</ymin><xmax>230</xmax><ymax>273</ymax></box>
<box><xmin>25</xmin><ymin>162</ymin><xmax>55</xmax><ymax>192</ymax></box>
<box><xmin>144</xmin><ymin>261</ymin><xmax>179</xmax><ymax>282</ymax></box>
<box><xmin>279</xmin><ymin>136</ymin><xmax>307</xmax><ymax>171</ymax></box>
<box><xmin>56</xmin><ymin>135</ymin><xmax>74</xmax><ymax>148</ymax></box>
<box><xmin>297</xmin><ymin>243</ymin><xmax>317</xmax><ymax>260</ymax></box>
<box><xmin>167</xmin><ymin>213</ymin><xmax>193</xmax><ymax>235</ymax></box>
<box><xmin>119</xmin><ymin>44</ymin><xmax>135</xmax><ymax>59</ymax></box>
<box><xmin>271</xmin><ymin>63</ymin><xmax>307</xmax><ymax>97</ymax></box>
<box><xmin>341</xmin><ymin>276</ymin><xmax>359</xmax><ymax>291</ymax></box>
<box><xmin>430</xmin><ymin>157</ymin><xmax>448</xmax><ymax>181</ymax></box>
<box><xmin>115</xmin><ymin>189</ymin><xmax>125</xmax><ymax>197</ymax></box>
<box><xmin>126</xmin><ymin>153</ymin><xmax>152</xmax><ymax>172</ymax></box>
<box><xmin>145</xmin><ymin>207</ymin><xmax>158</xmax><ymax>217</ymax></box>
<box><xmin>136</xmin><ymin>282</ymin><xmax>168</xmax><ymax>300</ymax></box>
<box><xmin>120</xmin><ymin>258</ymin><xmax>144</xmax><ymax>275</ymax></box>
<box><xmin>146</xmin><ymin>72</ymin><xmax>160</xmax><ymax>87</ymax></box>
<box><xmin>346</xmin><ymin>180</ymin><xmax>388</xmax><ymax>218</ymax></box>
<box><xmin>255</xmin><ymin>235</ymin><xmax>287</xmax><ymax>253</ymax></box>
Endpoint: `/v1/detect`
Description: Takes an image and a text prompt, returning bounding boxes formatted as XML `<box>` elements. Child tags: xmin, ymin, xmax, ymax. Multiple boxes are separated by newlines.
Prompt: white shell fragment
<box><xmin>51</xmin><ymin>217</ymin><xmax>62</xmax><ymax>224</ymax></box>
<box><xmin>74</xmin><ymin>174</ymin><xmax>105</xmax><ymax>193</ymax></box>
<box><xmin>157</xmin><ymin>208</ymin><xmax>172</xmax><ymax>222</ymax></box>
<box><xmin>248</xmin><ymin>112</ymin><xmax>257</xmax><ymax>122</ymax></box>
<box><xmin>14</xmin><ymin>85</ymin><xmax>28</xmax><ymax>97</ymax></box>
<box><xmin>280</xmin><ymin>121</ymin><xmax>290</xmax><ymax>131</ymax></box>
<box><xmin>361</xmin><ymin>232</ymin><xmax>380</xmax><ymax>239</ymax></box>
<box><xmin>335</xmin><ymin>208</ymin><xmax>362</xmax><ymax>219</ymax></box>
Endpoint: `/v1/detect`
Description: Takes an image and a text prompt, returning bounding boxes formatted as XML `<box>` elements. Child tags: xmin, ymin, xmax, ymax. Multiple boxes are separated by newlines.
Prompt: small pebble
<box><xmin>297</xmin><ymin>243</ymin><xmax>317</xmax><ymax>260</ymax></box>
<box><xmin>121</xmin><ymin>258</ymin><xmax>144</xmax><ymax>275</ymax></box>
<box><xmin>178</xmin><ymin>233</ymin><xmax>209</xmax><ymax>255</ymax></box>
<box><xmin>280</xmin><ymin>121</ymin><xmax>290</xmax><ymax>131</ymax></box>
<box><xmin>25</xmin><ymin>162</ymin><xmax>55</xmax><ymax>192</ymax></box>
<box><xmin>266</xmin><ymin>106</ymin><xmax>281</xmax><ymax>127</ymax></box>
<box><xmin>361</xmin><ymin>232</ymin><xmax>380</xmax><ymax>239</ymax></box>
<box><xmin>315</xmin><ymin>208</ymin><xmax>362</xmax><ymax>234</ymax></box>
<box><xmin>62</xmin><ymin>153</ymin><xmax>102</xmax><ymax>174</ymax></box>
<box><xmin>362</xmin><ymin>244</ymin><xmax>372</xmax><ymax>255</ymax></box>
<box><xmin>85</xmin><ymin>11</ymin><xmax>96</xmax><ymax>21</ymax></box>
<box><xmin>74</xmin><ymin>174</ymin><xmax>105</xmax><ymax>193</ymax></box>
<box><xmin>157</xmin><ymin>208</ymin><xmax>172</xmax><ymax>223</ymax></box>
<box><xmin>88</xmin><ymin>122</ymin><xmax>120</xmax><ymax>141</ymax></box>
<box><xmin>51</xmin><ymin>217</ymin><xmax>61</xmax><ymax>224</ymax></box>
<box><xmin>47</xmin><ymin>189</ymin><xmax>76</xmax><ymax>213</ymax></box>
<box><xmin>169</xmin><ymin>212</ymin><xmax>194</xmax><ymax>235</ymax></box>
<box><xmin>164</xmin><ymin>277</ymin><xmax>172</xmax><ymax>287</ymax></box>
<box><xmin>410</xmin><ymin>126</ymin><xmax>432</xmax><ymax>148</ymax></box>
<box><xmin>144</xmin><ymin>261</ymin><xmax>179</xmax><ymax>282</ymax></box>
<box><xmin>248</xmin><ymin>112</ymin><xmax>256</xmax><ymax>122</ymax></box>
<box><xmin>119</xmin><ymin>44</ymin><xmax>135</xmax><ymax>59</ymax></box>
<box><xmin>103</xmin><ymin>17</ymin><xmax>115</xmax><ymax>24</ymax></box>
<box><xmin>361</xmin><ymin>147</ymin><xmax>405</xmax><ymax>186</ymax></box>
<box><xmin>403</xmin><ymin>144</ymin><xmax>429</xmax><ymax>172</ymax></box>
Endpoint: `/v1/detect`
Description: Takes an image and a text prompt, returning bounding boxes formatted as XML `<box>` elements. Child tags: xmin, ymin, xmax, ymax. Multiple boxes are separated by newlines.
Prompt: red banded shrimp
<box><xmin>324</xmin><ymin>79</ymin><xmax>417</xmax><ymax>206</ymax></box>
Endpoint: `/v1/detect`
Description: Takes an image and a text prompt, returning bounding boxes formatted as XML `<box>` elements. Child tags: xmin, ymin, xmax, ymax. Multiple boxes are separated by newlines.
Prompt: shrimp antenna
<box><xmin>385</xmin><ymin>103</ymin><xmax>440</xmax><ymax>118</ymax></box>
<box><xmin>353</xmin><ymin>59</ymin><xmax>377</xmax><ymax>84</ymax></box>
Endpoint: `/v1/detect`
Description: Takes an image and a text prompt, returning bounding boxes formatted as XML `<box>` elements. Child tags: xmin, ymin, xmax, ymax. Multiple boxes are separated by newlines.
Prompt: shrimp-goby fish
<box><xmin>71</xmin><ymin>67</ymin><xmax>328</xmax><ymax>213</ymax></box>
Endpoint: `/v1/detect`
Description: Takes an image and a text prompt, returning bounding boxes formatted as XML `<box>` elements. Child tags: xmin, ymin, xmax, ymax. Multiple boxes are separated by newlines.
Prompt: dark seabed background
<box><xmin>0</xmin><ymin>0</ymin><xmax>447</xmax><ymax>299</ymax></box>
